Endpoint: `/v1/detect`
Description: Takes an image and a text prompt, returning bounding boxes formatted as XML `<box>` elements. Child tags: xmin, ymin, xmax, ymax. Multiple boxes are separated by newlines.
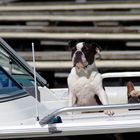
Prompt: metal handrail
<box><xmin>39</xmin><ymin>103</ymin><xmax>140</xmax><ymax>126</ymax></box>
<box><xmin>102</xmin><ymin>71</ymin><xmax>140</xmax><ymax>79</ymax></box>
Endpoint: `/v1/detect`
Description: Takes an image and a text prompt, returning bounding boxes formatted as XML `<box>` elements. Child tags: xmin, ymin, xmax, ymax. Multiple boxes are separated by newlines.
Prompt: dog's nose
<box><xmin>75</xmin><ymin>51</ymin><xmax>82</xmax><ymax>56</ymax></box>
<box><xmin>74</xmin><ymin>51</ymin><xmax>83</xmax><ymax>66</ymax></box>
<box><xmin>75</xmin><ymin>51</ymin><xmax>83</xmax><ymax>61</ymax></box>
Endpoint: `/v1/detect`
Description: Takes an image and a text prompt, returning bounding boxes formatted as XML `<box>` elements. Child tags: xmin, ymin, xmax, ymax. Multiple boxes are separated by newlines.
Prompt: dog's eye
<box><xmin>82</xmin><ymin>47</ymin><xmax>88</xmax><ymax>53</ymax></box>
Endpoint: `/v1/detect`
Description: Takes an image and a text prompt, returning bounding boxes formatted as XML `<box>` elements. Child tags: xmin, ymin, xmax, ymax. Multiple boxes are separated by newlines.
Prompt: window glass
<box><xmin>0</xmin><ymin>66</ymin><xmax>27</xmax><ymax>101</ymax></box>
<box><xmin>0</xmin><ymin>44</ymin><xmax>34</xmax><ymax>87</ymax></box>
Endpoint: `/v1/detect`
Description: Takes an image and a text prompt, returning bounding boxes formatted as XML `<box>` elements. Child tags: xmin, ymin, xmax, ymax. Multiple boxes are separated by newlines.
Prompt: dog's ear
<box><xmin>127</xmin><ymin>81</ymin><xmax>135</xmax><ymax>96</ymax></box>
<box><xmin>91</xmin><ymin>42</ymin><xmax>102</xmax><ymax>52</ymax></box>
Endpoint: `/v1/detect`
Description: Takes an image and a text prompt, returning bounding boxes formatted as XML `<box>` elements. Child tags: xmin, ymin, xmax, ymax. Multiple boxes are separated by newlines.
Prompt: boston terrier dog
<box><xmin>67</xmin><ymin>40</ymin><xmax>114</xmax><ymax>115</ymax></box>
<box><xmin>127</xmin><ymin>81</ymin><xmax>140</xmax><ymax>107</ymax></box>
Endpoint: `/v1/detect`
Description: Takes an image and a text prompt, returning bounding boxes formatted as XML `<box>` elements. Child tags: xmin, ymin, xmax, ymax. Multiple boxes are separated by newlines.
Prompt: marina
<box><xmin>0</xmin><ymin>38</ymin><xmax>140</xmax><ymax>139</ymax></box>
<box><xmin>0</xmin><ymin>0</ymin><xmax>140</xmax><ymax>139</ymax></box>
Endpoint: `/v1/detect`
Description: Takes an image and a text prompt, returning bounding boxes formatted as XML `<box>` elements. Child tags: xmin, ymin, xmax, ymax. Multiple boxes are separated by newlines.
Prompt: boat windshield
<box><xmin>0</xmin><ymin>42</ymin><xmax>37</xmax><ymax>87</ymax></box>
<box><xmin>0</xmin><ymin>66</ymin><xmax>28</xmax><ymax>102</ymax></box>
<box><xmin>0</xmin><ymin>38</ymin><xmax>47</xmax><ymax>87</ymax></box>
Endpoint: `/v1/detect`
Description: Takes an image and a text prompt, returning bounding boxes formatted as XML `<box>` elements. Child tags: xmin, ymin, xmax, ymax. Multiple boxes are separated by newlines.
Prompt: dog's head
<box><xmin>127</xmin><ymin>81</ymin><xmax>135</xmax><ymax>95</ymax></box>
<box><xmin>69</xmin><ymin>40</ymin><xmax>101</xmax><ymax>68</ymax></box>
<box><xmin>127</xmin><ymin>81</ymin><xmax>140</xmax><ymax>106</ymax></box>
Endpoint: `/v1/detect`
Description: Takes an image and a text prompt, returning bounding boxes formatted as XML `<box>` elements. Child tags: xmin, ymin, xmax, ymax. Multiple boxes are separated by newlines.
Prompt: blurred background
<box><xmin>1</xmin><ymin>0</ymin><xmax>140</xmax><ymax>88</ymax></box>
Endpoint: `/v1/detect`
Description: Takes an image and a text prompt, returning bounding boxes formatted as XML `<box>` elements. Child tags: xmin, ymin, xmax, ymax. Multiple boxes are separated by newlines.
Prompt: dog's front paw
<box><xmin>104</xmin><ymin>110</ymin><xmax>114</xmax><ymax>116</ymax></box>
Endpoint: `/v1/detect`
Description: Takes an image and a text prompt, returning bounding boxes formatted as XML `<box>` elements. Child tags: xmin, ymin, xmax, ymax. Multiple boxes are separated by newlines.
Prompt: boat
<box><xmin>0</xmin><ymin>37</ymin><xmax>140</xmax><ymax>139</ymax></box>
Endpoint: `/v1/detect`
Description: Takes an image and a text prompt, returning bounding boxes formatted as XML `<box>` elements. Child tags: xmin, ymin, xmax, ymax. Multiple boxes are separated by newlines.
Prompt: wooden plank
<box><xmin>0</xmin><ymin>0</ymin><xmax>15</xmax><ymax>4</ymax></box>
<box><xmin>0</xmin><ymin>14</ymin><xmax>140</xmax><ymax>22</ymax></box>
<box><xmin>18</xmin><ymin>51</ymin><xmax>71</xmax><ymax>61</ymax></box>
<box><xmin>27</xmin><ymin>60</ymin><xmax>140</xmax><ymax>70</ymax></box>
<box><xmin>1</xmin><ymin>32</ymin><xmax>140</xmax><ymax>40</ymax></box>
<box><xmin>0</xmin><ymin>9</ymin><xmax>139</xmax><ymax>17</ymax></box>
<box><xmin>40</xmin><ymin>40</ymin><xmax>68</xmax><ymax>46</ymax></box>
<box><xmin>1</xmin><ymin>3</ymin><xmax>140</xmax><ymax>11</ymax></box>
<box><xmin>0</xmin><ymin>14</ymin><xmax>138</xmax><ymax>23</ymax></box>
<box><xmin>0</xmin><ymin>26</ymin><xmax>138</xmax><ymax>33</ymax></box>
<box><xmin>101</xmin><ymin>51</ymin><xmax>140</xmax><ymax>60</ymax></box>
<box><xmin>126</xmin><ymin>42</ymin><xmax>140</xmax><ymax>47</ymax></box>
<box><xmin>18</xmin><ymin>51</ymin><xmax>140</xmax><ymax>61</ymax></box>
<box><xmin>1</xmin><ymin>11</ymin><xmax>138</xmax><ymax>17</ymax></box>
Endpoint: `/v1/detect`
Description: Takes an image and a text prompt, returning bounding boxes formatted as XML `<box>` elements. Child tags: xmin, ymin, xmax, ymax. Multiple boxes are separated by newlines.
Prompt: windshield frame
<box><xmin>0</xmin><ymin>38</ymin><xmax>47</xmax><ymax>87</ymax></box>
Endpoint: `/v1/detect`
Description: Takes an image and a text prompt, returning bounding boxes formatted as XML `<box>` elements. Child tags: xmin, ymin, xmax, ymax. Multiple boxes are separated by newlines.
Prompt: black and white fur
<box><xmin>127</xmin><ymin>81</ymin><xmax>140</xmax><ymax>107</ymax></box>
<box><xmin>67</xmin><ymin>40</ymin><xmax>113</xmax><ymax>115</ymax></box>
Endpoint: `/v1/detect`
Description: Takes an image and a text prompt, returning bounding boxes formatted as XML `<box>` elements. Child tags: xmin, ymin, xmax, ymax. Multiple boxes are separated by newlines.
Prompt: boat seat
<box><xmin>105</xmin><ymin>86</ymin><xmax>128</xmax><ymax>105</ymax></box>
<box><xmin>105</xmin><ymin>86</ymin><xmax>128</xmax><ymax>112</ymax></box>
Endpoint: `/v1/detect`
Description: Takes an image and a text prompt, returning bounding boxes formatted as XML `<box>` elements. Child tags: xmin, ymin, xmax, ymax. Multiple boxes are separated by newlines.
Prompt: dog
<box><xmin>127</xmin><ymin>81</ymin><xmax>140</xmax><ymax>106</ymax></box>
<box><xmin>67</xmin><ymin>40</ymin><xmax>114</xmax><ymax>115</ymax></box>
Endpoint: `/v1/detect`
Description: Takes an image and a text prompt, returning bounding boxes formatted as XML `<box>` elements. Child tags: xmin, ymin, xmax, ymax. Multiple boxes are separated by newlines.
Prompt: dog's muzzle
<box><xmin>73</xmin><ymin>51</ymin><xmax>88</xmax><ymax>68</ymax></box>
<box><xmin>74</xmin><ymin>51</ymin><xmax>83</xmax><ymax>66</ymax></box>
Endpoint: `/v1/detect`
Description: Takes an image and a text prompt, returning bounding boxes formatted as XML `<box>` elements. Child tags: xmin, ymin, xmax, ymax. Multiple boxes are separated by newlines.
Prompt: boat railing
<box><xmin>39</xmin><ymin>103</ymin><xmax>140</xmax><ymax>126</ymax></box>
<box><xmin>102</xmin><ymin>71</ymin><xmax>140</xmax><ymax>79</ymax></box>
